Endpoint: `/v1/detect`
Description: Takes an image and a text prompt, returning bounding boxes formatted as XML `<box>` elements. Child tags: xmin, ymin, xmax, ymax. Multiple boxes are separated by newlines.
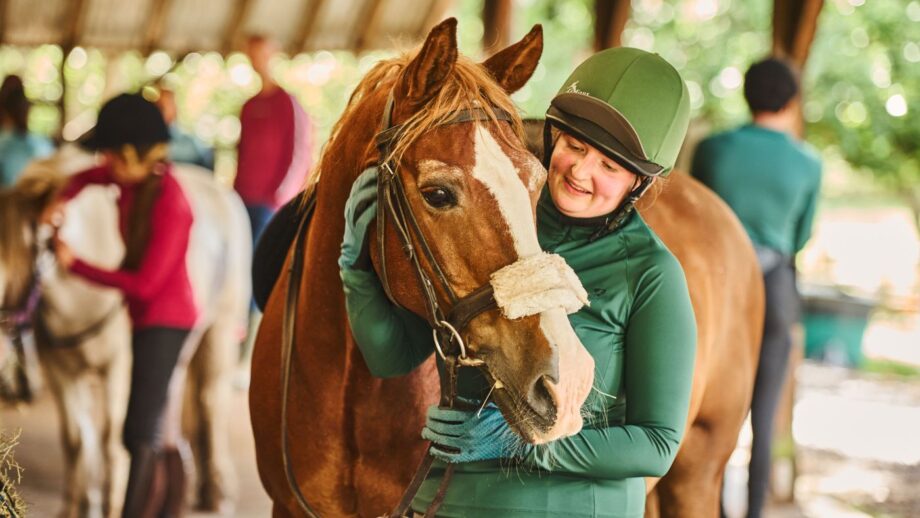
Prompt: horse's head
<box><xmin>0</xmin><ymin>173</ymin><xmax>64</xmax><ymax>403</ymax></box>
<box><xmin>343</xmin><ymin>19</ymin><xmax>595</xmax><ymax>444</ymax></box>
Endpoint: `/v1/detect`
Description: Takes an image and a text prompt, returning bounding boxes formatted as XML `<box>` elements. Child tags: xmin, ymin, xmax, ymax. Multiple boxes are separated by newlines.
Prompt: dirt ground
<box><xmin>2</xmin><ymin>361</ymin><xmax>918</xmax><ymax>517</ymax></box>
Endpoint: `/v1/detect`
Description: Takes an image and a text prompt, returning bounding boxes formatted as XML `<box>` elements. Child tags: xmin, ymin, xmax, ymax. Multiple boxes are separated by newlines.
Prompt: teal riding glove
<box><xmin>422</xmin><ymin>402</ymin><xmax>527</xmax><ymax>463</ymax></box>
<box><xmin>339</xmin><ymin>167</ymin><xmax>379</xmax><ymax>271</ymax></box>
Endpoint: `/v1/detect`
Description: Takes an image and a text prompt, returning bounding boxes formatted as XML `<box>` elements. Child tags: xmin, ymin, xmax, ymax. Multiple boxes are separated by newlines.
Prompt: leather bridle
<box><xmin>280</xmin><ymin>90</ymin><xmax>523</xmax><ymax>518</ymax></box>
<box><xmin>374</xmin><ymin>91</ymin><xmax>512</xmax><ymax>368</ymax></box>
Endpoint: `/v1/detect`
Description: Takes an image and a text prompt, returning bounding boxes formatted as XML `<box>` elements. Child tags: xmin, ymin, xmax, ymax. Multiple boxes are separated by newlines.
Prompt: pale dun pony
<box><xmin>0</xmin><ymin>145</ymin><xmax>252</xmax><ymax>517</ymax></box>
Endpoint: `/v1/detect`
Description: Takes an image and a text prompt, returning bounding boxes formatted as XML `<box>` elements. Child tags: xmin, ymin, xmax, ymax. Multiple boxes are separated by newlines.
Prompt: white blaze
<box><xmin>472</xmin><ymin>127</ymin><xmax>542</xmax><ymax>258</ymax></box>
<box><xmin>472</xmin><ymin>125</ymin><xmax>594</xmax><ymax>442</ymax></box>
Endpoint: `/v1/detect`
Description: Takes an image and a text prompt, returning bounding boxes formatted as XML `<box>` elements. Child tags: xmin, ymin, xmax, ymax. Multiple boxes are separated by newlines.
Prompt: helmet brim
<box><xmin>547</xmin><ymin>101</ymin><xmax>665</xmax><ymax>177</ymax></box>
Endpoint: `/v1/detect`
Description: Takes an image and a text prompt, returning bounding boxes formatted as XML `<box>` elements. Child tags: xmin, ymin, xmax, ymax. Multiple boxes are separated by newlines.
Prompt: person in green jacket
<box><xmin>690</xmin><ymin>58</ymin><xmax>822</xmax><ymax>518</ymax></box>
<box><xmin>339</xmin><ymin>48</ymin><xmax>697</xmax><ymax>518</ymax></box>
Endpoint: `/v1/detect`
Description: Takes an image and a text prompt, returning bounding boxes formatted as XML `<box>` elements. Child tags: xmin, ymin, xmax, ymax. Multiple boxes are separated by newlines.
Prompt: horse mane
<box><xmin>0</xmin><ymin>170</ymin><xmax>67</xmax><ymax>306</ymax></box>
<box><xmin>0</xmin><ymin>190</ymin><xmax>36</xmax><ymax>306</ymax></box>
<box><xmin>308</xmin><ymin>49</ymin><xmax>525</xmax><ymax>191</ymax></box>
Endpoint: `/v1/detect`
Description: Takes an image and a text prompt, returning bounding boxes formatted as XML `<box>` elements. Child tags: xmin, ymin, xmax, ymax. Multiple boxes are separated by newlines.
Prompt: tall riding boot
<box><xmin>122</xmin><ymin>445</ymin><xmax>166</xmax><ymax>518</ymax></box>
<box><xmin>160</xmin><ymin>442</ymin><xmax>193</xmax><ymax>518</ymax></box>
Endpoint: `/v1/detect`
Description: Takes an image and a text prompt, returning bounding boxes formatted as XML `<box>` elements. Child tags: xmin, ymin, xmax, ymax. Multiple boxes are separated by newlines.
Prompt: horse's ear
<box><xmin>481</xmin><ymin>25</ymin><xmax>543</xmax><ymax>94</ymax></box>
<box><xmin>396</xmin><ymin>18</ymin><xmax>458</xmax><ymax>106</ymax></box>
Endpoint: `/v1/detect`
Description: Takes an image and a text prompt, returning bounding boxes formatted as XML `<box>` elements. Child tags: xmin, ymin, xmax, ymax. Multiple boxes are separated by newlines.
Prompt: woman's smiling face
<box><xmin>547</xmin><ymin>132</ymin><xmax>640</xmax><ymax>219</ymax></box>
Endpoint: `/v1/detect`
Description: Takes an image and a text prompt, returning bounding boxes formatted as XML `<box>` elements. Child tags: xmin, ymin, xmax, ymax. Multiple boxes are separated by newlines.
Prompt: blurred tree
<box><xmin>805</xmin><ymin>0</ymin><xmax>920</xmax><ymax>232</ymax></box>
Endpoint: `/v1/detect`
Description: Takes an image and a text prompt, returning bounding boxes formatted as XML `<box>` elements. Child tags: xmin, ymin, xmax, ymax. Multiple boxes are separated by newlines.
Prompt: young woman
<box><xmin>52</xmin><ymin>93</ymin><xmax>197</xmax><ymax>518</ymax></box>
<box><xmin>339</xmin><ymin>48</ymin><xmax>697</xmax><ymax>517</ymax></box>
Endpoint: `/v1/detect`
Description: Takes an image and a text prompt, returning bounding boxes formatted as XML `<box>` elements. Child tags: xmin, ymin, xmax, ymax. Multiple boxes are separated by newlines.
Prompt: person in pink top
<box><xmin>234</xmin><ymin>34</ymin><xmax>312</xmax><ymax>244</ymax></box>
<box><xmin>51</xmin><ymin>93</ymin><xmax>197</xmax><ymax>518</ymax></box>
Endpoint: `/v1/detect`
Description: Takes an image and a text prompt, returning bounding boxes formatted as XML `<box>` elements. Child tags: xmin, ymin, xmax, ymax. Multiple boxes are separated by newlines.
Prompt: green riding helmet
<box><xmin>545</xmin><ymin>47</ymin><xmax>690</xmax><ymax>177</ymax></box>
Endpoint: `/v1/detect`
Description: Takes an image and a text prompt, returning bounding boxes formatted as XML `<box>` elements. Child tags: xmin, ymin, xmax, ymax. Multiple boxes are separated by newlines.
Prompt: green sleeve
<box><xmin>793</xmin><ymin>164</ymin><xmax>822</xmax><ymax>253</ymax></box>
<box><xmin>528</xmin><ymin>260</ymin><xmax>697</xmax><ymax>479</ymax></box>
<box><xmin>340</xmin><ymin>268</ymin><xmax>435</xmax><ymax>378</ymax></box>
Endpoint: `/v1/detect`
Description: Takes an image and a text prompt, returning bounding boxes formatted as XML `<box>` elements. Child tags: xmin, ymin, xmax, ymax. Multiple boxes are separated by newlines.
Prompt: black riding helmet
<box><xmin>80</xmin><ymin>93</ymin><xmax>170</xmax><ymax>151</ymax></box>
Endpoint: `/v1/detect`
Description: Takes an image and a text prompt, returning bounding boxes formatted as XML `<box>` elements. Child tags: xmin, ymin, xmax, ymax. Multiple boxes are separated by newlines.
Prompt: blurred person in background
<box><xmin>51</xmin><ymin>93</ymin><xmax>197</xmax><ymax>518</ymax></box>
<box><xmin>155</xmin><ymin>86</ymin><xmax>215</xmax><ymax>171</ymax></box>
<box><xmin>233</xmin><ymin>34</ymin><xmax>313</xmax><ymax>245</ymax></box>
<box><xmin>0</xmin><ymin>75</ymin><xmax>54</xmax><ymax>186</ymax></box>
<box><xmin>691</xmin><ymin>57</ymin><xmax>822</xmax><ymax>518</ymax></box>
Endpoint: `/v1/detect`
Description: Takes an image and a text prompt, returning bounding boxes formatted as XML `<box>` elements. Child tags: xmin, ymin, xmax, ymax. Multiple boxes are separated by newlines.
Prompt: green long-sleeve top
<box><xmin>341</xmin><ymin>188</ymin><xmax>697</xmax><ymax>517</ymax></box>
<box><xmin>690</xmin><ymin>123</ymin><xmax>822</xmax><ymax>256</ymax></box>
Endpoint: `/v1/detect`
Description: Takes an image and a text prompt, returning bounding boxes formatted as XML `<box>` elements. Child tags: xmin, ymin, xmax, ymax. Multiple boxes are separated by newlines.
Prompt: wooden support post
<box><xmin>772</xmin><ymin>0</ymin><xmax>824</xmax><ymax>138</ymax></box>
<box><xmin>222</xmin><ymin>0</ymin><xmax>255</xmax><ymax>55</ymax></box>
<box><xmin>772</xmin><ymin>0</ymin><xmax>824</xmax><ymax>68</ymax></box>
<box><xmin>482</xmin><ymin>0</ymin><xmax>512</xmax><ymax>55</ymax></box>
<box><xmin>593</xmin><ymin>0</ymin><xmax>631</xmax><ymax>51</ymax></box>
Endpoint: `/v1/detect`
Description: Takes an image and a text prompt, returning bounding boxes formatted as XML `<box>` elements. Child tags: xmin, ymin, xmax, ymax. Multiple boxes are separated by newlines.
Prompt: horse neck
<box><xmin>42</xmin><ymin>185</ymin><xmax>125</xmax><ymax>334</ymax></box>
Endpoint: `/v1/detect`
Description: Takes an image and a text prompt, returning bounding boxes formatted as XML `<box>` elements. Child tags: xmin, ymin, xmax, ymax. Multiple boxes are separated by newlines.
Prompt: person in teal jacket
<box><xmin>339</xmin><ymin>48</ymin><xmax>697</xmax><ymax>518</ymax></box>
<box><xmin>691</xmin><ymin>58</ymin><xmax>822</xmax><ymax>518</ymax></box>
<box><xmin>0</xmin><ymin>75</ymin><xmax>54</xmax><ymax>186</ymax></box>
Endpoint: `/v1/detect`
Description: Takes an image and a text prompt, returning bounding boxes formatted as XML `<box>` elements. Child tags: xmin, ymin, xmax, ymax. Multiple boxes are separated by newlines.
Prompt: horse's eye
<box><xmin>421</xmin><ymin>187</ymin><xmax>456</xmax><ymax>209</ymax></box>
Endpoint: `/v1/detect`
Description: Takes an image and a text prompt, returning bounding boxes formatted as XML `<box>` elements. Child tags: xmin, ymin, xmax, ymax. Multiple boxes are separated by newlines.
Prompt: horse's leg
<box><xmin>41</xmin><ymin>350</ymin><xmax>104</xmax><ymax>518</ymax></box>
<box><xmin>97</xmin><ymin>320</ymin><xmax>131</xmax><ymax>517</ymax></box>
<box><xmin>156</xmin><ymin>329</ymin><xmax>203</xmax><ymax>517</ymax></box>
<box><xmin>655</xmin><ymin>420</ymin><xmax>735</xmax><ymax>518</ymax></box>
<box><xmin>186</xmin><ymin>320</ymin><xmax>237</xmax><ymax>514</ymax></box>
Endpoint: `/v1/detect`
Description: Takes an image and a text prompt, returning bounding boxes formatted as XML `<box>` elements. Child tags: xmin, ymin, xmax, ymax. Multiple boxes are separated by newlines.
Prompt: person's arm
<box><xmin>793</xmin><ymin>161</ymin><xmax>822</xmax><ymax>253</ymax></box>
<box><xmin>526</xmin><ymin>258</ymin><xmax>697</xmax><ymax>479</ymax></box>
<box><xmin>338</xmin><ymin>167</ymin><xmax>435</xmax><ymax>377</ymax></box>
<box><xmin>341</xmin><ymin>268</ymin><xmax>435</xmax><ymax>378</ymax></box>
<box><xmin>59</xmin><ymin>167</ymin><xmax>111</xmax><ymax>201</ymax></box>
<box><xmin>70</xmin><ymin>182</ymin><xmax>192</xmax><ymax>300</ymax></box>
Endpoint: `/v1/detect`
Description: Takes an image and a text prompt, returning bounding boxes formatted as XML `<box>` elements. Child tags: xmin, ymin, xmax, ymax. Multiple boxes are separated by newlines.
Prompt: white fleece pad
<box><xmin>490</xmin><ymin>252</ymin><xmax>589</xmax><ymax>320</ymax></box>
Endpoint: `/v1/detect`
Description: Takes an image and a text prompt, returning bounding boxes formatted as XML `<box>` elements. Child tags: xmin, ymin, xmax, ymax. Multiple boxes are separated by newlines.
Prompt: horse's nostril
<box><xmin>526</xmin><ymin>376</ymin><xmax>556</xmax><ymax>421</ymax></box>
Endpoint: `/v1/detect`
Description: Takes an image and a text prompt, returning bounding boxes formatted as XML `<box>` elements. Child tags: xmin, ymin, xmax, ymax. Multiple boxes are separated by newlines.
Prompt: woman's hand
<box><xmin>40</xmin><ymin>200</ymin><xmax>65</xmax><ymax>227</ymax></box>
<box><xmin>422</xmin><ymin>402</ymin><xmax>527</xmax><ymax>463</ymax></box>
<box><xmin>53</xmin><ymin>235</ymin><xmax>75</xmax><ymax>270</ymax></box>
<box><xmin>339</xmin><ymin>168</ymin><xmax>379</xmax><ymax>271</ymax></box>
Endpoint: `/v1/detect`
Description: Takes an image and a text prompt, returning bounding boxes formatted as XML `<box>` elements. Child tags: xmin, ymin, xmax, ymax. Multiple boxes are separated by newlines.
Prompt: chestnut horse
<box><xmin>251</xmin><ymin>18</ymin><xmax>763</xmax><ymax>518</ymax></box>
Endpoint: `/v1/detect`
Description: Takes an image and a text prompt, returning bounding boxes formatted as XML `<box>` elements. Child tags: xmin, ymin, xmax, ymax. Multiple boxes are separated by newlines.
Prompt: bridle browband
<box><xmin>279</xmin><ymin>90</ymin><xmax>520</xmax><ymax>518</ymax></box>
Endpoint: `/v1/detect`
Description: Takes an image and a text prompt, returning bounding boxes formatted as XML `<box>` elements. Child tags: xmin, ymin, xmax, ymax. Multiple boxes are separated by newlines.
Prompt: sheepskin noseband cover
<box><xmin>489</xmin><ymin>252</ymin><xmax>589</xmax><ymax>320</ymax></box>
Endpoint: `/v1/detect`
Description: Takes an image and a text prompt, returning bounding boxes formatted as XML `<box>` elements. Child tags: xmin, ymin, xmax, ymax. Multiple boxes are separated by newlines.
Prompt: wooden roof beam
<box><xmin>354</xmin><ymin>0</ymin><xmax>385</xmax><ymax>54</ymax></box>
<box><xmin>594</xmin><ymin>0</ymin><xmax>631</xmax><ymax>51</ymax></box>
<box><xmin>289</xmin><ymin>0</ymin><xmax>327</xmax><ymax>54</ymax></box>
<box><xmin>222</xmin><ymin>0</ymin><xmax>256</xmax><ymax>55</ymax></box>
<box><xmin>142</xmin><ymin>0</ymin><xmax>174</xmax><ymax>55</ymax></box>
<box><xmin>61</xmin><ymin>0</ymin><xmax>90</xmax><ymax>50</ymax></box>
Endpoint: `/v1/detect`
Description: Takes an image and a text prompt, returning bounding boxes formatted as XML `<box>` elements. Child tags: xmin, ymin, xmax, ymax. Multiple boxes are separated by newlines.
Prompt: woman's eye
<box><xmin>421</xmin><ymin>187</ymin><xmax>457</xmax><ymax>209</ymax></box>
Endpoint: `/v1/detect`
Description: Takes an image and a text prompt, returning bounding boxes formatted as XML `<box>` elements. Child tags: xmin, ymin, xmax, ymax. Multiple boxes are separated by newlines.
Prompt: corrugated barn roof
<box><xmin>0</xmin><ymin>0</ymin><xmax>453</xmax><ymax>54</ymax></box>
